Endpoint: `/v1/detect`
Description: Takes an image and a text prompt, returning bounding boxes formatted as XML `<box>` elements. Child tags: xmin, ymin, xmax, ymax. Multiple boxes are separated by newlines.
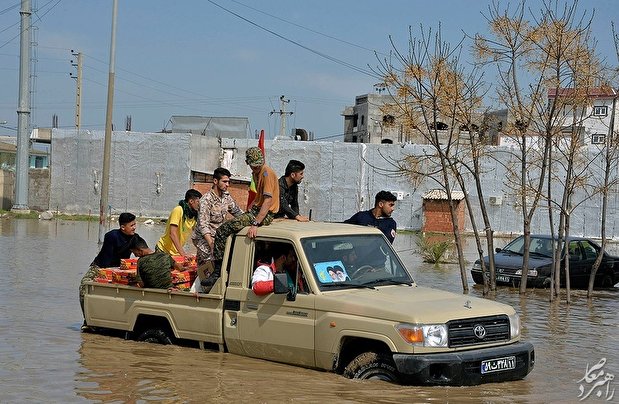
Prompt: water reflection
<box><xmin>0</xmin><ymin>218</ymin><xmax>617</xmax><ymax>402</ymax></box>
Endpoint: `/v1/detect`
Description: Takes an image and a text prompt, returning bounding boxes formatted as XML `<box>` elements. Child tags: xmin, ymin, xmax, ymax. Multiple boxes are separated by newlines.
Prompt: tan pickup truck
<box><xmin>83</xmin><ymin>221</ymin><xmax>534</xmax><ymax>385</ymax></box>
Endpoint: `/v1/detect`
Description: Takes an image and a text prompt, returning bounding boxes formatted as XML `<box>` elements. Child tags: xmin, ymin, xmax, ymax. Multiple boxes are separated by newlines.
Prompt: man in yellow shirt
<box><xmin>156</xmin><ymin>189</ymin><xmax>202</xmax><ymax>257</ymax></box>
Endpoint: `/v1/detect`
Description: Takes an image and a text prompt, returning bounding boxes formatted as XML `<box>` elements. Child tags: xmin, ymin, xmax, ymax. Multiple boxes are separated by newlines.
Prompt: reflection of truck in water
<box><xmin>84</xmin><ymin>221</ymin><xmax>534</xmax><ymax>385</ymax></box>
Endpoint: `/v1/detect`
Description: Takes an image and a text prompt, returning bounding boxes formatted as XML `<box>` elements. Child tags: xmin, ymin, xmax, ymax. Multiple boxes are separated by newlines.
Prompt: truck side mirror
<box><xmin>273</xmin><ymin>273</ymin><xmax>289</xmax><ymax>294</ymax></box>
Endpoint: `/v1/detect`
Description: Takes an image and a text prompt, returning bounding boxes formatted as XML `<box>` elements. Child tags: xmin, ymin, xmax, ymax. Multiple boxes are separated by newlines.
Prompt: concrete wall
<box><xmin>0</xmin><ymin>168</ymin><xmax>50</xmax><ymax>211</ymax></box>
<box><xmin>50</xmin><ymin>129</ymin><xmax>192</xmax><ymax>217</ymax></box>
<box><xmin>45</xmin><ymin>130</ymin><xmax>619</xmax><ymax>239</ymax></box>
<box><xmin>28</xmin><ymin>169</ymin><xmax>50</xmax><ymax>211</ymax></box>
<box><xmin>217</xmin><ymin>138</ymin><xmax>619</xmax><ymax>239</ymax></box>
<box><xmin>0</xmin><ymin>170</ymin><xmax>14</xmax><ymax>210</ymax></box>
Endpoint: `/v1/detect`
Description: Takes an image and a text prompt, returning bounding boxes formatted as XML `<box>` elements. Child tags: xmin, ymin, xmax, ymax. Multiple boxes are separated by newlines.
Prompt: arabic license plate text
<box><xmin>481</xmin><ymin>356</ymin><xmax>516</xmax><ymax>374</ymax></box>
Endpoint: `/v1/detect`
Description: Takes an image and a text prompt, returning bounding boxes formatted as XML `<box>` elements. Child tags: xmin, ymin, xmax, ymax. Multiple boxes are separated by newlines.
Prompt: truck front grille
<box><xmin>447</xmin><ymin>315</ymin><xmax>510</xmax><ymax>347</ymax></box>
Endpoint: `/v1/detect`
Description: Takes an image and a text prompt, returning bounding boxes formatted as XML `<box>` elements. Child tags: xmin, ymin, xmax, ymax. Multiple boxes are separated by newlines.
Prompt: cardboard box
<box><xmin>173</xmin><ymin>281</ymin><xmax>192</xmax><ymax>291</ymax></box>
<box><xmin>111</xmin><ymin>268</ymin><xmax>138</xmax><ymax>284</ymax></box>
<box><xmin>120</xmin><ymin>258</ymin><xmax>138</xmax><ymax>271</ymax></box>
<box><xmin>172</xmin><ymin>255</ymin><xmax>197</xmax><ymax>269</ymax></box>
<box><xmin>171</xmin><ymin>269</ymin><xmax>197</xmax><ymax>284</ymax></box>
<box><xmin>98</xmin><ymin>268</ymin><xmax>115</xmax><ymax>281</ymax></box>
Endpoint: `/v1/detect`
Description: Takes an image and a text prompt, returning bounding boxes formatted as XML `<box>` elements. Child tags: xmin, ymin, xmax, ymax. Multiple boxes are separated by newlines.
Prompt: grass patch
<box><xmin>416</xmin><ymin>233</ymin><xmax>452</xmax><ymax>264</ymax></box>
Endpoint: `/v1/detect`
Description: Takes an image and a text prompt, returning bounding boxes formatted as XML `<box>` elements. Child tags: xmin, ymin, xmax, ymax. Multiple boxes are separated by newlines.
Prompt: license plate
<box><xmin>481</xmin><ymin>356</ymin><xmax>516</xmax><ymax>374</ymax></box>
<box><xmin>496</xmin><ymin>275</ymin><xmax>511</xmax><ymax>283</ymax></box>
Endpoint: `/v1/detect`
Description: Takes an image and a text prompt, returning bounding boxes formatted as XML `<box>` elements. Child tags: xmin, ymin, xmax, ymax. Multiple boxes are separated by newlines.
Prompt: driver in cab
<box><xmin>251</xmin><ymin>243</ymin><xmax>304</xmax><ymax>295</ymax></box>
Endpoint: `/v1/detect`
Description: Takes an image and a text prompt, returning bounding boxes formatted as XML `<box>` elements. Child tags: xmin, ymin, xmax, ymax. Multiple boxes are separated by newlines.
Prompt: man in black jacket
<box><xmin>275</xmin><ymin>159</ymin><xmax>309</xmax><ymax>222</ymax></box>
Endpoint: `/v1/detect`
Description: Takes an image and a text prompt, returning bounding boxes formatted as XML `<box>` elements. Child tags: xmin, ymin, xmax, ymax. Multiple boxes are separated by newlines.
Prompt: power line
<box><xmin>206</xmin><ymin>0</ymin><xmax>380</xmax><ymax>79</ymax></box>
<box><xmin>229</xmin><ymin>0</ymin><xmax>387</xmax><ymax>57</ymax></box>
<box><xmin>0</xmin><ymin>0</ymin><xmax>62</xmax><ymax>50</ymax></box>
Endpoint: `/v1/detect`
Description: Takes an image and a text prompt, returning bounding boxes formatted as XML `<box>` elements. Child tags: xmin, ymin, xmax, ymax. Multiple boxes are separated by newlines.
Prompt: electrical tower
<box><xmin>70</xmin><ymin>50</ymin><xmax>83</xmax><ymax>134</ymax></box>
<box><xmin>270</xmin><ymin>95</ymin><xmax>293</xmax><ymax>139</ymax></box>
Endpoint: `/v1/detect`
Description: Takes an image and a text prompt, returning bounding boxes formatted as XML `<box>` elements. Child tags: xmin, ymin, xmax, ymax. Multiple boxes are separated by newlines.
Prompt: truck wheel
<box><xmin>343</xmin><ymin>352</ymin><xmax>399</xmax><ymax>382</ymax></box>
<box><xmin>137</xmin><ymin>328</ymin><xmax>172</xmax><ymax>345</ymax></box>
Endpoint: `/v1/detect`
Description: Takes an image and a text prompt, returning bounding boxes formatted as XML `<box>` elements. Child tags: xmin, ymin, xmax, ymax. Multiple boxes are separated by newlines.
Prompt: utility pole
<box><xmin>270</xmin><ymin>95</ymin><xmax>293</xmax><ymax>138</ymax></box>
<box><xmin>12</xmin><ymin>0</ymin><xmax>31</xmax><ymax>213</ymax></box>
<box><xmin>70</xmin><ymin>50</ymin><xmax>83</xmax><ymax>134</ymax></box>
<box><xmin>98</xmin><ymin>0</ymin><xmax>118</xmax><ymax>244</ymax></box>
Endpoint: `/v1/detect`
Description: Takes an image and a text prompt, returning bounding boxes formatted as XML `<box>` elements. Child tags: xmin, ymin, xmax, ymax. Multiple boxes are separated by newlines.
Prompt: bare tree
<box><xmin>475</xmin><ymin>0</ymin><xmax>602</xmax><ymax>298</ymax></box>
<box><xmin>475</xmin><ymin>1</ymin><xmax>552</xmax><ymax>293</ymax></box>
<box><xmin>588</xmin><ymin>23</ymin><xmax>619</xmax><ymax>296</ymax></box>
<box><xmin>375</xmin><ymin>25</ymin><xmax>480</xmax><ymax>292</ymax></box>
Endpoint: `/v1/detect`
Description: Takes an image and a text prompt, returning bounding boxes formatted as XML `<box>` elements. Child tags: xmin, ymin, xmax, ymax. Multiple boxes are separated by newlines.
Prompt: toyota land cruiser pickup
<box><xmin>83</xmin><ymin>221</ymin><xmax>534</xmax><ymax>385</ymax></box>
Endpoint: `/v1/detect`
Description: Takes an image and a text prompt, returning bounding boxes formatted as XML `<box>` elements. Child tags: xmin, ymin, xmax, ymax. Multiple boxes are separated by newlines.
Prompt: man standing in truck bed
<box><xmin>192</xmin><ymin>167</ymin><xmax>243</xmax><ymax>266</ymax></box>
<box><xmin>206</xmin><ymin>147</ymin><xmax>280</xmax><ymax>286</ymax></box>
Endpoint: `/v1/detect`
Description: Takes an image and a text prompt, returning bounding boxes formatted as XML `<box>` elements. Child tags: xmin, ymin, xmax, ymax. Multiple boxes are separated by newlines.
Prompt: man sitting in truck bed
<box><xmin>130</xmin><ymin>236</ymin><xmax>185</xmax><ymax>289</ymax></box>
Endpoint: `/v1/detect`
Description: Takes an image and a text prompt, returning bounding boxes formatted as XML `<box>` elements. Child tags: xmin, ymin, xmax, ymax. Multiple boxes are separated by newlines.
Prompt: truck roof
<box><xmin>236</xmin><ymin>220</ymin><xmax>384</xmax><ymax>240</ymax></box>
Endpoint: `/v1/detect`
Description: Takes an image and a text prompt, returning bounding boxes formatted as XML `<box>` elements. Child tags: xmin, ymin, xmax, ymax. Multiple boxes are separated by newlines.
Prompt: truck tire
<box><xmin>343</xmin><ymin>352</ymin><xmax>400</xmax><ymax>382</ymax></box>
<box><xmin>137</xmin><ymin>328</ymin><xmax>172</xmax><ymax>345</ymax></box>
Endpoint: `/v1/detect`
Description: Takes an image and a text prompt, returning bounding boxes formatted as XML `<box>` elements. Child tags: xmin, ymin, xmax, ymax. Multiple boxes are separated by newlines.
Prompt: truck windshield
<box><xmin>300</xmin><ymin>234</ymin><xmax>413</xmax><ymax>291</ymax></box>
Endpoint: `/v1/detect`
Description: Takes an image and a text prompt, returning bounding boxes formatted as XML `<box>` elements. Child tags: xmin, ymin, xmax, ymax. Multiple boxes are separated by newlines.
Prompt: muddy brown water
<box><xmin>1</xmin><ymin>218</ymin><xmax>618</xmax><ymax>403</ymax></box>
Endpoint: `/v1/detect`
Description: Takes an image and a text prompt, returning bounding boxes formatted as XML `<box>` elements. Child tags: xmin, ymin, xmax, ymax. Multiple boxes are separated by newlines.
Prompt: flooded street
<box><xmin>1</xmin><ymin>218</ymin><xmax>618</xmax><ymax>403</ymax></box>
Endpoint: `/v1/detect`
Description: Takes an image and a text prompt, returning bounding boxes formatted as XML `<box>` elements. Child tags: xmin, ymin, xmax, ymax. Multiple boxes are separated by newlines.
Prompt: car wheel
<box><xmin>471</xmin><ymin>271</ymin><xmax>483</xmax><ymax>285</ymax></box>
<box><xmin>136</xmin><ymin>328</ymin><xmax>173</xmax><ymax>345</ymax></box>
<box><xmin>600</xmin><ymin>272</ymin><xmax>615</xmax><ymax>288</ymax></box>
<box><xmin>343</xmin><ymin>352</ymin><xmax>400</xmax><ymax>382</ymax></box>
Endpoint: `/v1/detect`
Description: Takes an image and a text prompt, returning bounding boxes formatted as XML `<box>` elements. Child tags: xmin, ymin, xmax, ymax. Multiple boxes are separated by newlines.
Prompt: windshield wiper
<box><xmin>321</xmin><ymin>282</ymin><xmax>376</xmax><ymax>290</ymax></box>
<box><xmin>529</xmin><ymin>251</ymin><xmax>551</xmax><ymax>258</ymax></box>
<box><xmin>504</xmin><ymin>250</ymin><xmax>523</xmax><ymax>256</ymax></box>
<box><xmin>363</xmin><ymin>278</ymin><xmax>413</xmax><ymax>287</ymax></box>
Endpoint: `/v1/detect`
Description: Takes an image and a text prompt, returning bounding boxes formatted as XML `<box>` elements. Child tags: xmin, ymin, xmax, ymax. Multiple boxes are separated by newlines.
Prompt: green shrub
<box><xmin>416</xmin><ymin>234</ymin><xmax>452</xmax><ymax>264</ymax></box>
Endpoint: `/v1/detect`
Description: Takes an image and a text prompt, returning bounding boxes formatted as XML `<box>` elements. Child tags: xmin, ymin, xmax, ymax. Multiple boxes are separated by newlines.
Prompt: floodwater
<box><xmin>1</xmin><ymin>218</ymin><xmax>618</xmax><ymax>403</ymax></box>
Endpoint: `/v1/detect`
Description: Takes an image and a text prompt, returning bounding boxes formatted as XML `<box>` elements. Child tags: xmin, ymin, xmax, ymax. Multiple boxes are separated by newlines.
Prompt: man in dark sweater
<box><xmin>344</xmin><ymin>191</ymin><xmax>398</xmax><ymax>243</ymax></box>
<box><xmin>79</xmin><ymin>212</ymin><xmax>138</xmax><ymax>318</ymax></box>
<box><xmin>275</xmin><ymin>159</ymin><xmax>309</xmax><ymax>222</ymax></box>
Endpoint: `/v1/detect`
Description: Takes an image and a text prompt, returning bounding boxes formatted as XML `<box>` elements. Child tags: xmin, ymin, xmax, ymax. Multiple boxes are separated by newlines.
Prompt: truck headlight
<box><xmin>396</xmin><ymin>323</ymin><xmax>448</xmax><ymax>347</ymax></box>
<box><xmin>472</xmin><ymin>261</ymin><xmax>481</xmax><ymax>270</ymax></box>
<box><xmin>509</xmin><ymin>312</ymin><xmax>520</xmax><ymax>339</ymax></box>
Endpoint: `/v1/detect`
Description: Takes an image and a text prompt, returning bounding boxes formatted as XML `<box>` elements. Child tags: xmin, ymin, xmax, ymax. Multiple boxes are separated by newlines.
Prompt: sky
<box><xmin>0</xmin><ymin>0</ymin><xmax>618</xmax><ymax>141</ymax></box>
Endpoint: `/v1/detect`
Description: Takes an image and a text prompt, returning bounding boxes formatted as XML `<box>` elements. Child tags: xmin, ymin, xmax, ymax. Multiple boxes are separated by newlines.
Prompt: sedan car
<box><xmin>471</xmin><ymin>235</ymin><xmax>618</xmax><ymax>289</ymax></box>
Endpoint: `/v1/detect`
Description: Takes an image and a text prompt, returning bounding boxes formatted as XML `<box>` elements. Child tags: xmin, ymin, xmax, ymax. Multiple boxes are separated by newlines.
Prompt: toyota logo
<box><xmin>473</xmin><ymin>324</ymin><xmax>487</xmax><ymax>339</ymax></box>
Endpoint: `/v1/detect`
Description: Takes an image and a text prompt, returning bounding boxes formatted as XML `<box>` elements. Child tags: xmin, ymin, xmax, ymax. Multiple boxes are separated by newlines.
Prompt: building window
<box><xmin>591</xmin><ymin>134</ymin><xmax>606</xmax><ymax>144</ymax></box>
<box><xmin>593</xmin><ymin>106</ymin><xmax>608</xmax><ymax>116</ymax></box>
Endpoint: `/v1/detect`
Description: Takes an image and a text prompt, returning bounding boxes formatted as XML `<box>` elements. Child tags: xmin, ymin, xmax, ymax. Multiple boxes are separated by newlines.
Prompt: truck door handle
<box><xmin>246</xmin><ymin>303</ymin><xmax>258</xmax><ymax>310</ymax></box>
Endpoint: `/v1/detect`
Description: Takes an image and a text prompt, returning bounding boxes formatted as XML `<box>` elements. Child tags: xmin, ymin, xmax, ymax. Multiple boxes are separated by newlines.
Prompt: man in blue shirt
<box><xmin>344</xmin><ymin>191</ymin><xmax>397</xmax><ymax>243</ymax></box>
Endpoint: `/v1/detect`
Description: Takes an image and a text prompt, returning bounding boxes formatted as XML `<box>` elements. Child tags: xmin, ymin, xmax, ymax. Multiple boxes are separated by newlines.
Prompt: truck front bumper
<box><xmin>393</xmin><ymin>341</ymin><xmax>534</xmax><ymax>386</ymax></box>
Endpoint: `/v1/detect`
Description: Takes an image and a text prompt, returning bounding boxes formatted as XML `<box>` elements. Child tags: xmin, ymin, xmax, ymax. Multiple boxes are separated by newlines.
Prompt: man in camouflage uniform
<box><xmin>206</xmin><ymin>147</ymin><xmax>280</xmax><ymax>286</ymax></box>
<box><xmin>192</xmin><ymin>167</ymin><xmax>243</xmax><ymax>266</ymax></box>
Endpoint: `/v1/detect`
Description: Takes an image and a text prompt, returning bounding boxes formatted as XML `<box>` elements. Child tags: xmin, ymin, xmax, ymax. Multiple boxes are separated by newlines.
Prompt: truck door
<box><xmin>236</xmin><ymin>241</ymin><xmax>316</xmax><ymax>367</ymax></box>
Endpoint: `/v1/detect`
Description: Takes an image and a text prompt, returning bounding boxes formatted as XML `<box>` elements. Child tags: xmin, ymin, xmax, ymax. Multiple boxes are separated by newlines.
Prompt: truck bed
<box><xmin>84</xmin><ymin>280</ymin><xmax>226</xmax><ymax>346</ymax></box>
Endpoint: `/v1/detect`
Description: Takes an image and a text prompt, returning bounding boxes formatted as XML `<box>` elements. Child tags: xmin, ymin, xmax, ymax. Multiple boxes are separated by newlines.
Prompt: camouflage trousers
<box><xmin>192</xmin><ymin>236</ymin><xmax>213</xmax><ymax>266</ymax></box>
<box><xmin>79</xmin><ymin>263</ymin><xmax>100</xmax><ymax>316</ymax></box>
<box><xmin>213</xmin><ymin>207</ymin><xmax>273</xmax><ymax>261</ymax></box>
